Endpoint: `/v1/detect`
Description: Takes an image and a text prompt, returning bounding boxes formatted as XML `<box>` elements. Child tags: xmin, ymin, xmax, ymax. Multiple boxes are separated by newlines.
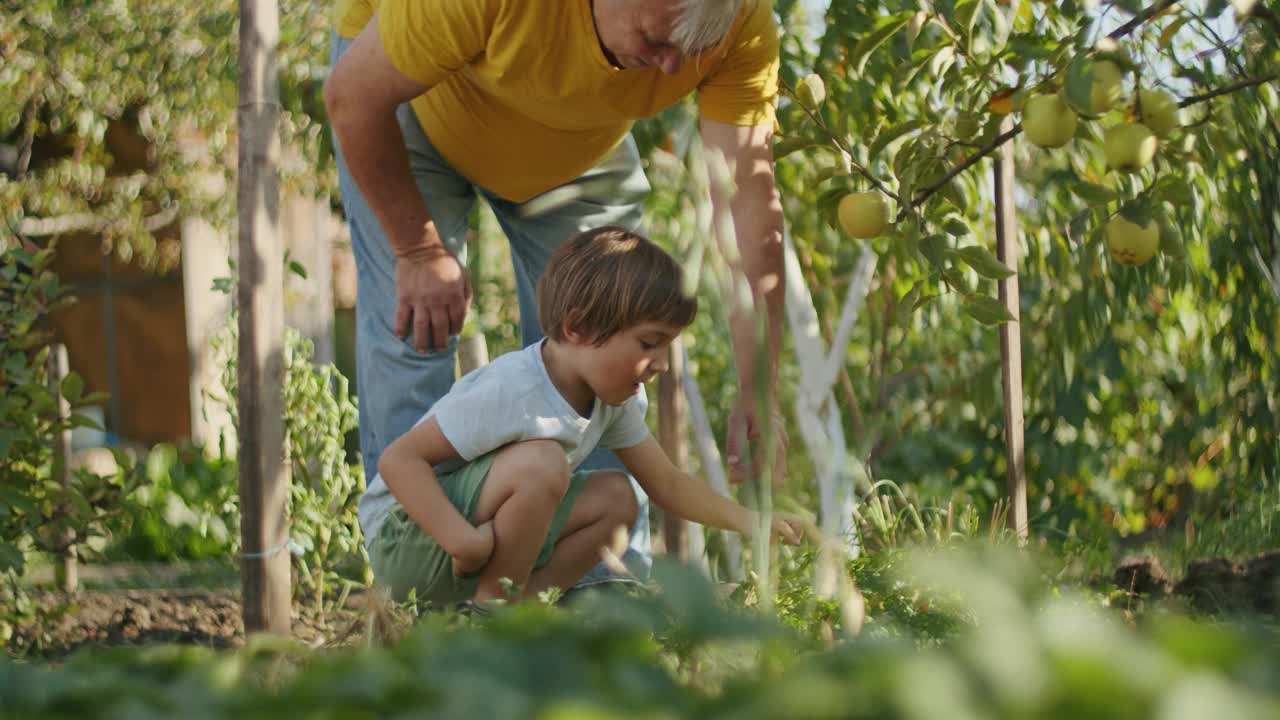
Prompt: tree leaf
<box><xmin>61</xmin><ymin>372</ymin><xmax>84</xmax><ymax>405</ymax></box>
<box><xmin>1062</xmin><ymin>59</ymin><xmax>1097</xmax><ymax>117</ymax></box>
<box><xmin>954</xmin><ymin>0</ymin><xmax>982</xmax><ymax>39</ymax></box>
<box><xmin>1118</xmin><ymin>201</ymin><xmax>1154</xmax><ymax>227</ymax></box>
<box><xmin>920</xmin><ymin>233</ymin><xmax>949</xmax><ymax>269</ymax></box>
<box><xmin>773</xmin><ymin>137</ymin><xmax>820</xmax><ymax>160</ymax></box>
<box><xmin>68</xmin><ymin>412</ymin><xmax>104</xmax><ymax>431</ymax></box>
<box><xmin>1159</xmin><ymin>16</ymin><xmax>1190</xmax><ymax>49</ymax></box>
<box><xmin>868</xmin><ymin>120</ymin><xmax>925</xmax><ymax>161</ymax></box>
<box><xmin>0</xmin><ymin>541</ymin><xmax>24</xmax><ymax>575</ymax></box>
<box><xmin>896</xmin><ymin>282</ymin><xmax>923</xmax><ymax>327</ymax></box>
<box><xmin>1150</xmin><ymin>174</ymin><xmax>1194</xmax><ymax>205</ymax></box>
<box><xmin>848</xmin><ymin>12</ymin><xmax>916</xmax><ymax>75</ymax></box>
<box><xmin>957</xmin><ymin>245</ymin><xmax>1016</xmax><ymax>279</ymax></box>
<box><xmin>962</xmin><ymin>293</ymin><xmax>1017</xmax><ymax>325</ymax></box>
<box><xmin>1071</xmin><ymin>182</ymin><xmax>1122</xmax><ymax>205</ymax></box>
<box><xmin>1205</xmin><ymin>0</ymin><xmax>1232</xmax><ymax>17</ymax></box>
<box><xmin>942</xmin><ymin>218</ymin><xmax>972</xmax><ymax>237</ymax></box>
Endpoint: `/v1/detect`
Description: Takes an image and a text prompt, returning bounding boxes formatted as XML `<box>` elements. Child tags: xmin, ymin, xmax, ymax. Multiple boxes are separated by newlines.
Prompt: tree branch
<box><xmin>16</xmin><ymin>204</ymin><xmax>180</xmax><ymax>237</ymax></box>
<box><xmin>1179</xmin><ymin>74</ymin><xmax>1278</xmax><ymax>107</ymax></box>
<box><xmin>906</xmin><ymin>122</ymin><xmax>1022</xmax><ymax>212</ymax></box>
<box><xmin>1105</xmin><ymin>0</ymin><xmax>1181</xmax><ymax>40</ymax></box>
<box><xmin>904</xmin><ymin>0</ymin><xmax>1188</xmax><ymax>213</ymax></box>
<box><xmin>780</xmin><ymin>78</ymin><xmax>901</xmax><ymax>201</ymax></box>
<box><xmin>17</xmin><ymin>99</ymin><xmax>38</xmax><ymax>178</ymax></box>
<box><xmin>924</xmin><ymin>2</ymin><xmax>979</xmax><ymax>66</ymax></box>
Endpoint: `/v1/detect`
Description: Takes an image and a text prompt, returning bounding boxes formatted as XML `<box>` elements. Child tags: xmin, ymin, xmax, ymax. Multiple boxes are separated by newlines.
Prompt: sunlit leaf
<box><xmin>956</xmin><ymin>245</ymin><xmax>1016</xmax><ymax>279</ymax></box>
<box><xmin>962</xmin><ymin>292</ymin><xmax>1017</xmax><ymax>324</ymax></box>
<box><xmin>849</xmin><ymin>12</ymin><xmax>916</xmax><ymax>75</ymax></box>
<box><xmin>60</xmin><ymin>372</ymin><xmax>84</xmax><ymax>405</ymax></box>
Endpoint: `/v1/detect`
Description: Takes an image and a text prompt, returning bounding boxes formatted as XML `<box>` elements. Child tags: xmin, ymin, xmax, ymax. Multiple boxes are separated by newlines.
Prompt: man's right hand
<box><xmin>394</xmin><ymin>229</ymin><xmax>471</xmax><ymax>354</ymax></box>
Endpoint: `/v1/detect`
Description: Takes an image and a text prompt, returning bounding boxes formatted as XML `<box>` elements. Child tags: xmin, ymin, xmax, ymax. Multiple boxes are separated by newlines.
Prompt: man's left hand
<box><xmin>726</xmin><ymin>398</ymin><xmax>788</xmax><ymax>487</ymax></box>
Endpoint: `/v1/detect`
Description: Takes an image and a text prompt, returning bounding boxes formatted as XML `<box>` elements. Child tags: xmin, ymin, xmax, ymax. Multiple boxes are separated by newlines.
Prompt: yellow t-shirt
<box><xmin>333</xmin><ymin>0</ymin><xmax>779</xmax><ymax>202</ymax></box>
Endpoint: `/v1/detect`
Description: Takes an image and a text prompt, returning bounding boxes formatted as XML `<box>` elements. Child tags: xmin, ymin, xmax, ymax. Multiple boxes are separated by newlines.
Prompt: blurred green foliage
<box><xmin>103</xmin><ymin>442</ymin><xmax>239</xmax><ymax>563</ymax></box>
<box><xmin>3</xmin><ymin>545</ymin><xmax>1279</xmax><ymax>718</ymax></box>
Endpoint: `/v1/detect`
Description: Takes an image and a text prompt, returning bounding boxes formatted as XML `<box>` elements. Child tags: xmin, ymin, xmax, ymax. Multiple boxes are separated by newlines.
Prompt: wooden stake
<box><xmin>457</xmin><ymin>333</ymin><xmax>489</xmax><ymax>377</ymax></box>
<box><xmin>237</xmin><ymin>0</ymin><xmax>291</xmax><ymax>635</ymax></box>
<box><xmin>47</xmin><ymin>343</ymin><xmax>77</xmax><ymax>593</ymax></box>
<box><xmin>994</xmin><ymin>115</ymin><xmax>1028</xmax><ymax>541</ymax></box>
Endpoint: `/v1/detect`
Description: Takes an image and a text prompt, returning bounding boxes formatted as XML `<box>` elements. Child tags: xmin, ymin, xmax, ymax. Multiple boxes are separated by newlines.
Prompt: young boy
<box><xmin>363</xmin><ymin>226</ymin><xmax>805</xmax><ymax>605</ymax></box>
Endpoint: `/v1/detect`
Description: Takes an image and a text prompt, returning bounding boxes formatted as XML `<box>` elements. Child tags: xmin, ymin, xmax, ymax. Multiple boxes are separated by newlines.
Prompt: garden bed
<box><xmin>10</xmin><ymin>587</ymin><xmax>364</xmax><ymax>659</ymax></box>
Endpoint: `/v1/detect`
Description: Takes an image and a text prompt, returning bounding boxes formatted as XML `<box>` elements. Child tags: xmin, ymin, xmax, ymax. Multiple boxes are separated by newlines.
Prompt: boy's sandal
<box><xmin>454</xmin><ymin>599</ymin><xmax>498</xmax><ymax>617</ymax></box>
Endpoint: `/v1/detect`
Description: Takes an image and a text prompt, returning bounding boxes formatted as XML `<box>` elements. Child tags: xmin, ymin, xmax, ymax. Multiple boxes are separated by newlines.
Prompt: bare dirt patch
<box><xmin>1113</xmin><ymin>549</ymin><xmax>1280</xmax><ymax>614</ymax></box>
<box><xmin>10</xmin><ymin>589</ymin><xmax>364</xmax><ymax>660</ymax></box>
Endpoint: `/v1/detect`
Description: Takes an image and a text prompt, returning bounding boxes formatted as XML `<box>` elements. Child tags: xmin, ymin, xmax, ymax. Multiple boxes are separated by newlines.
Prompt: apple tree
<box><xmin>767</xmin><ymin>0</ymin><xmax>1278</xmax><ymax>541</ymax></box>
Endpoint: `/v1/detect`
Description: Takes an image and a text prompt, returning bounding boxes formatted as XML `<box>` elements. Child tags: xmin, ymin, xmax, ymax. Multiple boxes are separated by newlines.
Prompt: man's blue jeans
<box><xmin>330</xmin><ymin>35</ymin><xmax>654</xmax><ymax>584</ymax></box>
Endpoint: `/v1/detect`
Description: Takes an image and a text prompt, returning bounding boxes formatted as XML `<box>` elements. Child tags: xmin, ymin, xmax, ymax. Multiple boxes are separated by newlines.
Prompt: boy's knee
<box><xmin>594</xmin><ymin>471</ymin><xmax>639</xmax><ymax>530</ymax></box>
<box><xmin>506</xmin><ymin>440</ymin><xmax>571</xmax><ymax>500</ymax></box>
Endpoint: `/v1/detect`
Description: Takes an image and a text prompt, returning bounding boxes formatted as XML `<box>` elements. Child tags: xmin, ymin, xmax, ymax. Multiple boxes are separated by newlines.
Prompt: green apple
<box><xmin>1105</xmin><ymin>215</ymin><xmax>1160</xmax><ymax>266</ymax></box>
<box><xmin>838</xmin><ymin>192</ymin><xmax>891</xmax><ymax>239</ymax></box>
<box><xmin>1022</xmin><ymin>94</ymin><xmax>1078</xmax><ymax>148</ymax></box>
<box><xmin>1090</xmin><ymin>60</ymin><xmax>1125</xmax><ymax>113</ymax></box>
<box><xmin>1103</xmin><ymin>123</ymin><xmax>1158</xmax><ymax>173</ymax></box>
<box><xmin>1136</xmin><ymin>89</ymin><xmax>1181</xmax><ymax>137</ymax></box>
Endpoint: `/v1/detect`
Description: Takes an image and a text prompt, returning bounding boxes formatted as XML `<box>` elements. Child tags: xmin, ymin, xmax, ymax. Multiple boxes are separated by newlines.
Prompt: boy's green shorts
<box><xmin>368</xmin><ymin>452</ymin><xmax>592</xmax><ymax>605</ymax></box>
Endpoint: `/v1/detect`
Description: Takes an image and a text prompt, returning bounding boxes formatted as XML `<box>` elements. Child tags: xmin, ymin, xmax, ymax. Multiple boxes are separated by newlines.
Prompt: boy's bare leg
<box><xmin>470</xmin><ymin>440</ymin><xmax>571</xmax><ymax>602</ymax></box>
<box><xmin>525</xmin><ymin>470</ymin><xmax>637</xmax><ymax>598</ymax></box>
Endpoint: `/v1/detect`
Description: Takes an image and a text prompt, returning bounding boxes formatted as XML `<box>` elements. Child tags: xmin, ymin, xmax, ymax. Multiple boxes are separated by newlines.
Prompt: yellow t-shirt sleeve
<box><xmin>697</xmin><ymin>0</ymin><xmax>780</xmax><ymax>127</ymax></box>
<box><xmin>334</xmin><ymin>0</ymin><xmax>374</xmax><ymax>38</ymax></box>
<box><xmin>377</xmin><ymin>0</ymin><xmax>499</xmax><ymax>88</ymax></box>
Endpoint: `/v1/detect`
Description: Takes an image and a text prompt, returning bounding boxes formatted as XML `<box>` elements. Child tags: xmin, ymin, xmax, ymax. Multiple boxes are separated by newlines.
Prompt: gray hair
<box><xmin>670</xmin><ymin>0</ymin><xmax>745</xmax><ymax>55</ymax></box>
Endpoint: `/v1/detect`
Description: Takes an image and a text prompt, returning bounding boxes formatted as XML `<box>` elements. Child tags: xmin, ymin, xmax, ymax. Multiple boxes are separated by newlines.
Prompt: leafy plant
<box><xmin>104</xmin><ymin>442</ymin><xmax>240</xmax><ymax>563</ymax></box>
<box><xmin>0</xmin><ymin>245</ymin><xmax>132</xmax><ymax>648</ymax></box>
<box><xmin>206</xmin><ymin>262</ymin><xmax>369</xmax><ymax>616</ymax></box>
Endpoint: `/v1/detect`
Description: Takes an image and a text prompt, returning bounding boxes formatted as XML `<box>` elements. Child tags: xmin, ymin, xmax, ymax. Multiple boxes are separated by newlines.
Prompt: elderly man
<box><xmin>325</xmin><ymin>0</ymin><xmax>786</xmax><ymax>586</ymax></box>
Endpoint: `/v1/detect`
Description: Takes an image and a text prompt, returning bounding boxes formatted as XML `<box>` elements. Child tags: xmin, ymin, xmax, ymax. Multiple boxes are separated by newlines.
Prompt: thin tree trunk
<box><xmin>48</xmin><ymin>343</ymin><xmax>77</xmax><ymax>593</ymax></box>
<box><xmin>237</xmin><ymin>0</ymin><xmax>291</xmax><ymax>635</ymax></box>
<box><xmin>457</xmin><ymin>333</ymin><xmax>489</xmax><ymax>376</ymax></box>
<box><xmin>995</xmin><ymin>115</ymin><xmax>1028</xmax><ymax>541</ymax></box>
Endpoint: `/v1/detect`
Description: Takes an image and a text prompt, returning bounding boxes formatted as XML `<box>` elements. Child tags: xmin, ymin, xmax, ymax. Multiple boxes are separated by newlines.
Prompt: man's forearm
<box><xmin>329</xmin><ymin>102</ymin><xmax>439</xmax><ymax>259</ymax></box>
<box><xmin>729</xmin><ymin>190</ymin><xmax>786</xmax><ymax>402</ymax></box>
<box><xmin>729</xmin><ymin>263</ymin><xmax>783</xmax><ymax>401</ymax></box>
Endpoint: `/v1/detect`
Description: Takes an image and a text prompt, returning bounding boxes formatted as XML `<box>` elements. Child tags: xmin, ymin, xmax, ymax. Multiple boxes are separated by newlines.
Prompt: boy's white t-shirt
<box><xmin>358</xmin><ymin>340</ymin><xmax>651</xmax><ymax>547</ymax></box>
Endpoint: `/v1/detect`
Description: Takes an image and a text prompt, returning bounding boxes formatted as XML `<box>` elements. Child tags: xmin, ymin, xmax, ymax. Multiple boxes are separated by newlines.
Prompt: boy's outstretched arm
<box><xmin>378</xmin><ymin>417</ymin><xmax>495</xmax><ymax>575</ymax></box>
<box><xmin>614</xmin><ymin>437</ymin><xmax>804</xmax><ymax>545</ymax></box>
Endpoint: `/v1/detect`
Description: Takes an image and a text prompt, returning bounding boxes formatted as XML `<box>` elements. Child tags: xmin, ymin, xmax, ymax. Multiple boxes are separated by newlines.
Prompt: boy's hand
<box><xmin>769</xmin><ymin>513</ymin><xmax>809</xmax><ymax>546</ymax></box>
<box><xmin>451</xmin><ymin>521</ymin><xmax>495</xmax><ymax>577</ymax></box>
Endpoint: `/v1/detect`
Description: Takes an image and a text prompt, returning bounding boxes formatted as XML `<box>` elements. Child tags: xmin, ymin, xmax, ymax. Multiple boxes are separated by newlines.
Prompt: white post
<box><xmin>783</xmin><ymin>229</ymin><xmax>876</xmax><ymax>554</ymax></box>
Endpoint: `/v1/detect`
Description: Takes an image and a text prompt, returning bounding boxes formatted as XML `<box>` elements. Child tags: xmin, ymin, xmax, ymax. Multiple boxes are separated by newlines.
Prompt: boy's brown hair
<box><xmin>537</xmin><ymin>226</ymin><xmax>697</xmax><ymax>345</ymax></box>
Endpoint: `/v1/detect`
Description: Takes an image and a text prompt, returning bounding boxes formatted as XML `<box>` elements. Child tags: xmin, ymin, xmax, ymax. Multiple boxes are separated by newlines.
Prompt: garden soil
<box><xmin>11</xmin><ymin>589</ymin><xmax>367</xmax><ymax>660</ymax></box>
